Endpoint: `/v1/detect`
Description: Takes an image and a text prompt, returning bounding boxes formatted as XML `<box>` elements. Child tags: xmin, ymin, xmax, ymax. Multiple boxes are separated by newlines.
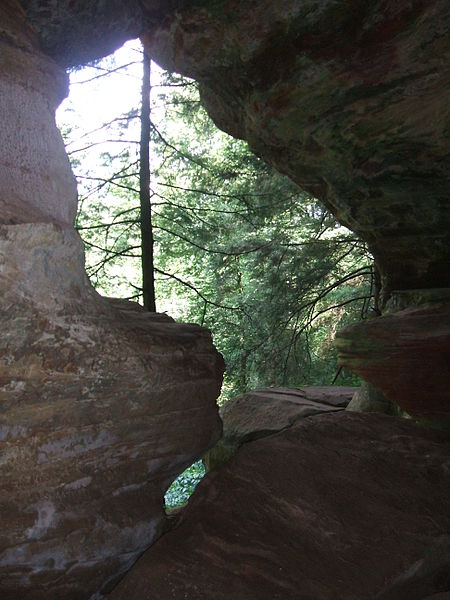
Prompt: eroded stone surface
<box><xmin>220</xmin><ymin>386</ymin><xmax>354</xmax><ymax>439</ymax></box>
<box><xmin>1</xmin><ymin>0</ymin><xmax>76</xmax><ymax>225</ymax></box>
<box><xmin>109</xmin><ymin>412</ymin><xmax>450</xmax><ymax>599</ymax></box>
<box><xmin>336</xmin><ymin>302</ymin><xmax>450</xmax><ymax>422</ymax></box>
<box><xmin>0</xmin><ymin>223</ymin><xmax>224</xmax><ymax>599</ymax></box>
<box><xmin>20</xmin><ymin>0</ymin><xmax>189</xmax><ymax>67</ymax></box>
<box><xmin>205</xmin><ymin>386</ymin><xmax>354</xmax><ymax>468</ymax></box>
<box><xmin>0</xmin><ymin>3</ymin><xmax>224</xmax><ymax>597</ymax></box>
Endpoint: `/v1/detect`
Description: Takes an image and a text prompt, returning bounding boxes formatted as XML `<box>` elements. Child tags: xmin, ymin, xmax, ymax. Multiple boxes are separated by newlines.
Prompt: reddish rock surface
<box><xmin>0</xmin><ymin>225</ymin><xmax>224</xmax><ymax>599</ymax></box>
<box><xmin>205</xmin><ymin>386</ymin><xmax>355</xmax><ymax>468</ymax></box>
<box><xmin>220</xmin><ymin>386</ymin><xmax>355</xmax><ymax>439</ymax></box>
<box><xmin>0</xmin><ymin>3</ymin><xmax>224</xmax><ymax>597</ymax></box>
<box><xmin>1</xmin><ymin>0</ymin><xmax>75</xmax><ymax>226</ymax></box>
<box><xmin>1</xmin><ymin>2</ymin><xmax>448</xmax><ymax>595</ymax></box>
<box><xmin>109</xmin><ymin>412</ymin><xmax>450</xmax><ymax>600</ymax></box>
<box><xmin>337</xmin><ymin>303</ymin><xmax>450</xmax><ymax>422</ymax></box>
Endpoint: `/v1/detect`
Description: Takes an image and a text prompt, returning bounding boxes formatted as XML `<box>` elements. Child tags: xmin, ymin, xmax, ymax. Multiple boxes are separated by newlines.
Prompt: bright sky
<box><xmin>55</xmin><ymin>40</ymin><xmax>194</xmax><ymax>313</ymax></box>
<box><xmin>58</xmin><ymin>41</ymin><xmax>136</xmax><ymax>127</ymax></box>
<box><xmin>56</xmin><ymin>39</ymin><xmax>168</xmax><ymax>166</ymax></box>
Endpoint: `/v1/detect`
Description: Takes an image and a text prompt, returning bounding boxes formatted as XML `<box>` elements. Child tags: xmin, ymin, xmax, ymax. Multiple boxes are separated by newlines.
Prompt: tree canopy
<box><xmin>58</xmin><ymin>42</ymin><xmax>375</xmax><ymax>403</ymax></box>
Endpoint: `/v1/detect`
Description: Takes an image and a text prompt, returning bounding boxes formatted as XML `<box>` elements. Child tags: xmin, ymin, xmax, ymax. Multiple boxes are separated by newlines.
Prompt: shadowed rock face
<box><xmin>1</xmin><ymin>3</ymin><xmax>448</xmax><ymax>597</ymax></box>
<box><xmin>205</xmin><ymin>386</ymin><xmax>355</xmax><ymax>469</ymax></box>
<box><xmin>19</xmin><ymin>0</ymin><xmax>178</xmax><ymax>67</ymax></box>
<box><xmin>337</xmin><ymin>300</ymin><xmax>450</xmax><ymax>421</ymax></box>
<box><xmin>109</xmin><ymin>412</ymin><xmax>450</xmax><ymax>600</ymax></box>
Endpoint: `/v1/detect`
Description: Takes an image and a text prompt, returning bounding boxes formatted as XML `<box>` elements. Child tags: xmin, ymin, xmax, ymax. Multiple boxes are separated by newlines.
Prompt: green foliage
<box><xmin>58</xmin><ymin>46</ymin><xmax>374</xmax><ymax>404</ymax></box>
<box><xmin>164</xmin><ymin>461</ymin><xmax>205</xmax><ymax>509</ymax></box>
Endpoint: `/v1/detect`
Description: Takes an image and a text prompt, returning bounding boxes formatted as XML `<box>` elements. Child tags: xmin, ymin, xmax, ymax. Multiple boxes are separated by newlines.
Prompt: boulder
<box><xmin>337</xmin><ymin>301</ymin><xmax>450</xmax><ymax>422</ymax></box>
<box><xmin>109</xmin><ymin>412</ymin><xmax>450</xmax><ymax>599</ymax></box>
<box><xmin>346</xmin><ymin>381</ymin><xmax>397</xmax><ymax>415</ymax></box>
<box><xmin>205</xmin><ymin>386</ymin><xmax>355</xmax><ymax>469</ymax></box>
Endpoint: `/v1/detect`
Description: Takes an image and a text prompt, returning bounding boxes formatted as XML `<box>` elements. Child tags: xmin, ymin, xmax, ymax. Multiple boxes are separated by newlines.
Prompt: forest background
<box><xmin>58</xmin><ymin>40</ymin><xmax>375</xmax><ymax>405</ymax></box>
<box><xmin>57</xmin><ymin>40</ymin><xmax>376</xmax><ymax>506</ymax></box>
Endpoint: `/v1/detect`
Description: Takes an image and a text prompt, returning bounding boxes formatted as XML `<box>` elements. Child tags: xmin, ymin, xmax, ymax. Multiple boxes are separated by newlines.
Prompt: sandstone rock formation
<box><xmin>205</xmin><ymin>386</ymin><xmax>355</xmax><ymax>468</ymax></box>
<box><xmin>337</xmin><ymin>300</ymin><xmax>450</xmax><ymax>421</ymax></box>
<box><xmin>109</xmin><ymin>412</ymin><xmax>450</xmax><ymax>599</ymax></box>
<box><xmin>0</xmin><ymin>280</ymin><xmax>223</xmax><ymax>599</ymax></box>
<box><xmin>1</xmin><ymin>0</ymin><xmax>449</xmax><ymax>596</ymax></box>
<box><xmin>19</xmin><ymin>0</ymin><xmax>450</xmax><ymax>420</ymax></box>
<box><xmin>0</xmin><ymin>2</ymin><xmax>223</xmax><ymax>598</ymax></box>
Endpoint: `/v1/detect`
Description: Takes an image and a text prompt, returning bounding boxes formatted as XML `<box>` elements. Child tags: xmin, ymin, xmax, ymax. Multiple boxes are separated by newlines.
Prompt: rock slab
<box><xmin>205</xmin><ymin>386</ymin><xmax>355</xmax><ymax>468</ymax></box>
<box><xmin>337</xmin><ymin>302</ymin><xmax>450</xmax><ymax>422</ymax></box>
<box><xmin>110</xmin><ymin>412</ymin><xmax>450</xmax><ymax>599</ymax></box>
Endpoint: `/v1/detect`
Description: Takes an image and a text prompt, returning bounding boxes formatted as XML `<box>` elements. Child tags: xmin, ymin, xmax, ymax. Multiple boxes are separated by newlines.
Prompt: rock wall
<box><xmin>0</xmin><ymin>2</ymin><xmax>224</xmax><ymax>597</ymax></box>
<box><xmin>0</xmin><ymin>0</ymin><xmax>448</xmax><ymax>595</ymax></box>
<box><xmin>18</xmin><ymin>0</ymin><xmax>449</xmax><ymax>419</ymax></box>
<box><xmin>142</xmin><ymin>0</ymin><xmax>450</xmax><ymax>299</ymax></box>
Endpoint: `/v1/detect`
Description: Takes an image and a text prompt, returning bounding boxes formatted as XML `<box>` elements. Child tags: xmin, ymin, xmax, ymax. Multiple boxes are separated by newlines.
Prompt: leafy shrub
<box><xmin>164</xmin><ymin>460</ymin><xmax>205</xmax><ymax>510</ymax></box>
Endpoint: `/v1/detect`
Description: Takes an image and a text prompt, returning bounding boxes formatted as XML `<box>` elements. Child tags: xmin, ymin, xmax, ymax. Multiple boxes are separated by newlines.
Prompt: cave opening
<box><xmin>2</xmin><ymin>1</ymin><xmax>449</xmax><ymax>597</ymax></box>
<box><xmin>57</xmin><ymin>38</ymin><xmax>372</xmax><ymax>406</ymax></box>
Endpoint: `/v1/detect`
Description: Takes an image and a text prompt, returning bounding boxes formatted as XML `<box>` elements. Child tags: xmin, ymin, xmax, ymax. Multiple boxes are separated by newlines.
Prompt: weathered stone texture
<box><xmin>110</xmin><ymin>412</ymin><xmax>450</xmax><ymax>599</ymax></box>
<box><xmin>1</xmin><ymin>0</ymin><xmax>76</xmax><ymax>225</ymax></box>
<box><xmin>0</xmin><ymin>2</ymin><xmax>448</xmax><ymax>595</ymax></box>
<box><xmin>336</xmin><ymin>301</ymin><xmax>450</xmax><ymax>422</ymax></box>
<box><xmin>205</xmin><ymin>386</ymin><xmax>355</xmax><ymax>468</ymax></box>
<box><xmin>0</xmin><ymin>224</ymin><xmax>224</xmax><ymax>599</ymax></box>
<box><xmin>20</xmin><ymin>0</ymin><xmax>186</xmax><ymax>67</ymax></box>
<box><xmin>0</xmin><ymin>2</ymin><xmax>224</xmax><ymax>597</ymax></box>
<box><xmin>142</xmin><ymin>0</ymin><xmax>450</xmax><ymax>419</ymax></box>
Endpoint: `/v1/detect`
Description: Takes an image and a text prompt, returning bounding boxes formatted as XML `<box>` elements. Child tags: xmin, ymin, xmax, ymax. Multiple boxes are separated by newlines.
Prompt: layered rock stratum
<box><xmin>110</xmin><ymin>412</ymin><xmax>450</xmax><ymax>599</ymax></box>
<box><xmin>1</xmin><ymin>0</ymin><xmax>449</xmax><ymax>596</ymax></box>
<box><xmin>0</xmin><ymin>2</ymin><xmax>223</xmax><ymax>597</ymax></box>
<box><xmin>205</xmin><ymin>386</ymin><xmax>355</xmax><ymax>468</ymax></box>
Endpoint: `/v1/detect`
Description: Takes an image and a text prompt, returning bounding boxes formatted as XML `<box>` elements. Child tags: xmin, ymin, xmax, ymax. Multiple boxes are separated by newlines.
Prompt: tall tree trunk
<box><xmin>139</xmin><ymin>47</ymin><xmax>156</xmax><ymax>311</ymax></box>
